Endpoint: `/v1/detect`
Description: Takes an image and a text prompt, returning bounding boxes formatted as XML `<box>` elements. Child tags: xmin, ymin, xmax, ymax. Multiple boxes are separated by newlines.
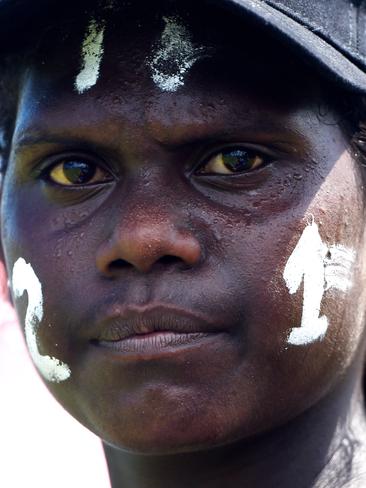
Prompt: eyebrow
<box><xmin>11</xmin><ymin>132</ymin><xmax>128</xmax><ymax>164</ymax></box>
<box><xmin>13</xmin><ymin>134</ymin><xmax>95</xmax><ymax>150</ymax></box>
<box><xmin>12</xmin><ymin>124</ymin><xmax>310</xmax><ymax>157</ymax></box>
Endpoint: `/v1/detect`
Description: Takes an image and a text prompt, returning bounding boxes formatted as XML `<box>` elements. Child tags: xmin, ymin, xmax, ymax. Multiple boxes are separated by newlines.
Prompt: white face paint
<box><xmin>283</xmin><ymin>219</ymin><xmax>355</xmax><ymax>346</ymax></box>
<box><xmin>12</xmin><ymin>258</ymin><xmax>71</xmax><ymax>383</ymax></box>
<box><xmin>147</xmin><ymin>16</ymin><xmax>209</xmax><ymax>92</ymax></box>
<box><xmin>324</xmin><ymin>245</ymin><xmax>356</xmax><ymax>292</ymax></box>
<box><xmin>75</xmin><ymin>17</ymin><xmax>106</xmax><ymax>94</ymax></box>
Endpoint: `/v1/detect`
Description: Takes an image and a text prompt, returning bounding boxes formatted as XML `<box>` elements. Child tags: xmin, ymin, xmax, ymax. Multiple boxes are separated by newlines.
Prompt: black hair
<box><xmin>327</xmin><ymin>90</ymin><xmax>366</xmax><ymax>171</ymax></box>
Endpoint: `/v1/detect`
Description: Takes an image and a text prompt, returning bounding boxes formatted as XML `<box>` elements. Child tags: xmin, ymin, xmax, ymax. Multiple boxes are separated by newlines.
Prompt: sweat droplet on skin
<box><xmin>75</xmin><ymin>17</ymin><xmax>106</xmax><ymax>94</ymax></box>
<box><xmin>283</xmin><ymin>219</ymin><xmax>355</xmax><ymax>346</ymax></box>
<box><xmin>12</xmin><ymin>258</ymin><xmax>71</xmax><ymax>383</ymax></box>
<box><xmin>147</xmin><ymin>15</ymin><xmax>210</xmax><ymax>92</ymax></box>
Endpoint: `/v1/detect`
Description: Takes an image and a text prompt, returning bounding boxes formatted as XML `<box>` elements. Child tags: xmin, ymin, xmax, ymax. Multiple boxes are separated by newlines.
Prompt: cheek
<box><xmin>210</xmin><ymin>162</ymin><xmax>366</xmax><ymax>420</ymax></box>
<box><xmin>8</xmin><ymin>257</ymin><xmax>72</xmax><ymax>384</ymax></box>
<box><xmin>1</xmin><ymin>179</ymin><xmax>82</xmax><ymax>385</ymax></box>
<box><xmin>257</xmin><ymin>163</ymin><xmax>366</xmax><ymax>402</ymax></box>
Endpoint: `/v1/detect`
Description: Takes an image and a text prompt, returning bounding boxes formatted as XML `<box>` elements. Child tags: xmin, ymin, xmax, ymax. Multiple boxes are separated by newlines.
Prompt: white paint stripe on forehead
<box><xmin>75</xmin><ymin>17</ymin><xmax>106</xmax><ymax>94</ymax></box>
<box><xmin>12</xmin><ymin>258</ymin><xmax>71</xmax><ymax>383</ymax></box>
<box><xmin>283</xmin><ymin>219</ymin><xmax>355</xmax><ymax>346</ymax></box>
<box><xmin>147</xmin><ymin>15</ymin><xmax>210</xmax><ymax>92</ymax></box>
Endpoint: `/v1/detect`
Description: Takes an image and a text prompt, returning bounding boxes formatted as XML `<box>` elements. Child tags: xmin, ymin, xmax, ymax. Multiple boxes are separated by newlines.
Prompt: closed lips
<box><xmin>92</xmin><ymin>305</ymin><xmax>220</xmax><ymax>343</ymax></box>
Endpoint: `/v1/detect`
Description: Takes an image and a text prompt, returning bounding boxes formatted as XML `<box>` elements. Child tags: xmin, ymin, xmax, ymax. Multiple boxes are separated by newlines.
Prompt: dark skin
<box><xmin>1</xmin><ymin>4</ymin><xmax>366</xmax><ymax>487</ymax></box>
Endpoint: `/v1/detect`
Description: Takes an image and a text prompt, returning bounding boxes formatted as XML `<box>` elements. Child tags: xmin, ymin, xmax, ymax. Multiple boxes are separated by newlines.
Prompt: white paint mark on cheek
<box><xmin>75</xmin><ymin>17</ymin><xmax>105</xmax><ymax>94</ymax></box>
<box><xmin>147</xmin><ymin>16</ymin><xmax>209</xmax><ymax>92</ymax></box>
<box><xmin>283</xmin><ymin>219</ymin><xmax>355</xmax><ymax>346</ymax></box>
<box><xmin>325</xmin><ymin>245</ymin><xmax>356</xmax><ymax>292</ymax></box>
<box><xmin>284</xmin><ymin>220</ymin><xmax>328</xmax><ymax>345</ymax></box>
<box><xmin>12</xmin><ymin>258</ymin><xmax>71</xmax><ymax>383</ymax></box>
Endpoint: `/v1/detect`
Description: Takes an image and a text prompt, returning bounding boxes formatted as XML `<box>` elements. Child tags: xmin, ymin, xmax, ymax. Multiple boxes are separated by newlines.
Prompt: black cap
<box><xmin>224</xmin><ymin>0</ymin><xmax>366</xmax><ymax>94</ymax></box>
<box><xmin>1</xmin><ymin>0</ymin><xmax>366</xmax><ymax>93</ymax></box>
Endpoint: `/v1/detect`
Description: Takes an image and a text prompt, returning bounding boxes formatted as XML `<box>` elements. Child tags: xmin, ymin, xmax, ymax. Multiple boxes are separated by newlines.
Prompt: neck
<box><xmin>103</xmin><ymin>370</ymin><xmax>366</xmax><ymax>488</ymax></box>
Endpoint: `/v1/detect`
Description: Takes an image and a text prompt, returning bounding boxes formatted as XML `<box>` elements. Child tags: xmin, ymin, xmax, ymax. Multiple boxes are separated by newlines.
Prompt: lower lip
<box><xmin>94</xmin><ymin>331</ymin><xmax>218</xmax><ymax>356</ymax></box>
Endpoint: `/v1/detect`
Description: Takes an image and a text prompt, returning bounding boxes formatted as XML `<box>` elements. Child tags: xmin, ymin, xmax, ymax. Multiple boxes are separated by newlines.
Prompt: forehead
<box><xmin>27</xmin><ymin>1</ymin><xmax>320</xmax><ymax>105</ymax></box>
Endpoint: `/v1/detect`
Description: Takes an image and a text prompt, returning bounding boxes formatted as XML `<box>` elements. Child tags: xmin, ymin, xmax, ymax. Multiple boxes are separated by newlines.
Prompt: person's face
<box><xmin>1</xmin><ymin>4</ymin><xmax>366</xmax><ymax>453</ymax></box>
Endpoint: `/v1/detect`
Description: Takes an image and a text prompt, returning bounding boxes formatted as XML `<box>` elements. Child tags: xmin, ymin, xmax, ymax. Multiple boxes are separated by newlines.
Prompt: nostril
<box><xmin>109</xmin><ymin>259</ymin><xmax>132</xmax><ymax>271</ymax></box>
<box><xmin>157</xmin><ymin>255</ymin><xmax>182</xmax><ymax>266</ymax></box>
<box><xmin>97</xmin><ymin>231</ymin><xmax>202</xmax><ymax>275</ymax></box>
<box><xmin>156</xmin><ymin>255</ymin><xmax>193</xmax><ymax>271</ymax></box>
<box><xmin>106</xmin><ymin>254</ymin><xmax>191</xmax><ymax>275</ymax></box>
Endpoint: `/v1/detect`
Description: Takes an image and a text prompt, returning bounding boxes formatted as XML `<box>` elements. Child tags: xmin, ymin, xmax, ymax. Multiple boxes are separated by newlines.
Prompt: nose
<box><xmin>96</xmin><ymin>210</ymin><xmax>202</xmax><ymax>276</ymax></box>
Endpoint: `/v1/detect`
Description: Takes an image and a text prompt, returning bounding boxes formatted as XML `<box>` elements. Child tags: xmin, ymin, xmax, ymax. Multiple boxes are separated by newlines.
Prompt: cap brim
<box><xmin>220</xmin><ymin>0</ymin><xmax>366</xmax><ymax>93</ymax></box>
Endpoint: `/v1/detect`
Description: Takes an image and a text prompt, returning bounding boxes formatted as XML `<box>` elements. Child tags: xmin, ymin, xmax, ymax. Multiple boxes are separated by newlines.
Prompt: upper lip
<box><xmin>93</xmin><ymin>304</ymin><xmax>219</xmax><ymax>342</ymax></box>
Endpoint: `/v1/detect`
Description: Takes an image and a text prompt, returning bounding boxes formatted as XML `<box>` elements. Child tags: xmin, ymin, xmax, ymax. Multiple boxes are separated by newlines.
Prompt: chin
<box><xmin>100</xmin><ymin>429</ymin><xmax>235</xmax><ymax>456</ymax></box>
<box><xmin>102</xmin><ymin>423</ymin><xmax>219</xmax><ymax>455</ymax></box>
<box><xmin>84</xmin><ymin>406</ymin><xmax>246</xmax><ymax>455</ymax></box>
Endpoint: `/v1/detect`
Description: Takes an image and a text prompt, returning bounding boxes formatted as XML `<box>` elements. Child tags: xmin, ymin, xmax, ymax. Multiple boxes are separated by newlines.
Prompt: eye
<box><xmin>46</xmin><ymin>158</ymin><xmax>112</xmax><ymax>186</ymax></box>
<box><xmin>197</xmin><ymin>148</ymin><xmax>267</xmax><ymax>175</ymax></box>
